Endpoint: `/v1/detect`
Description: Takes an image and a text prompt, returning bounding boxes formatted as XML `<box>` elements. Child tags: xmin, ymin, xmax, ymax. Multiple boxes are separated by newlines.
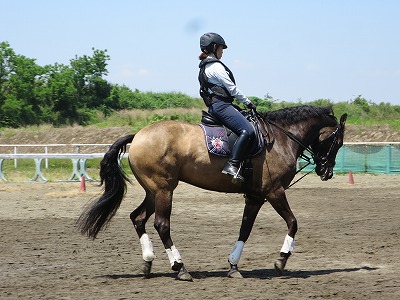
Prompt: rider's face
<box><xmin>216</xmin><ymin>45</ymin><xmax>224</xmax><ymax>59</ymax></box>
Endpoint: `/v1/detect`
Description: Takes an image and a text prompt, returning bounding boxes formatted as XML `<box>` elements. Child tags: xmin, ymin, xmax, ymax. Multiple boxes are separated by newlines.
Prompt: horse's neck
<box><xmin>278</xmin><ymin>120</ymin><xmax>321</xmax><ymax>156</ymax></box>
<box><xmin>286</xmin><ymin>116</ymin><xmax>336</xmax><ymax>145</ymax></box>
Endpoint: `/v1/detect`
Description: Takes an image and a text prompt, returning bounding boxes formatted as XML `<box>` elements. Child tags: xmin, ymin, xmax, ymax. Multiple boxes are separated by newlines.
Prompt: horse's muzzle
<box><xmin>316</xmin><ymin>163</ymin><xmax>334</xmax><ymax>181</ymax></box>
<box><xmin>320</xmin><ymin>167</ymin><xmax>334</xmax><ymax>181</ymax></box>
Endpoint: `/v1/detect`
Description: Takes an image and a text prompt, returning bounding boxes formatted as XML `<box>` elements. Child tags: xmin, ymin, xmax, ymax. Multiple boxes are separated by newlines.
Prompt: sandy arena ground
<box><xmin>1</xmin><ymin>174</ymin><xmax>399</xmax><ymax>299</ymax></box>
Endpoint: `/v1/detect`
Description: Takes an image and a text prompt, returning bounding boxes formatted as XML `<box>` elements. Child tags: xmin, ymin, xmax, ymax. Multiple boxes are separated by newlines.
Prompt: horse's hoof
<box><xmin>142</xmin><ymin>260</ymin><xmax>152</xmax><ymax>278</ymax></box>
<box><xmin>274</xmin><ymin>257</ymin><xmax>287</xmax><ymax>275</ymax></box>
<box><xmin>227</xmin><ymin>265</ymin><xmax>243</xmax><ymax>278</ymax></box>
<box><xmin>171</xmin><ymin>261</ymin><xmax>183</xmax><ymax>272</ymax></box>
<box><xmin>177</xmin><ymin>265</ymin><xmax>193</xmax><ymax>281</ymax></box>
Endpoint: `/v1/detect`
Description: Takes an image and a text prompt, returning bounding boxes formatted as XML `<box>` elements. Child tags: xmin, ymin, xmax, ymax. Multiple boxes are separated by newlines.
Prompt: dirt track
<box><xmin>1</xmin><ymin>174</ymin><xmax>399</xmax><ymax>299</ymax></box>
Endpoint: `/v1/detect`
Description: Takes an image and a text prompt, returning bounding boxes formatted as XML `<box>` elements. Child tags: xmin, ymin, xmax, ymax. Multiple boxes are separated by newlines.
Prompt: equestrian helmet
<box><xmin>200</xmin><ymin>32</ymin><xmax>228</xmax><ymax>52</ymax></box>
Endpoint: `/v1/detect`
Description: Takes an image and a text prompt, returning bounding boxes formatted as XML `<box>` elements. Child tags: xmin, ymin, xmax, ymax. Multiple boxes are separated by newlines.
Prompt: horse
<box><xmin>77</xmin><ymin>105</ymin><xmax>347</xmax><ymax>281</ymax></box>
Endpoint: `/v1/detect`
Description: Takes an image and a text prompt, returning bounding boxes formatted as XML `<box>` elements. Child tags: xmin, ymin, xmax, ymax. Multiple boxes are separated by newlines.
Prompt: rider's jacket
<box><xmin>198</xmin><ymin>57</ymin><xmax>250</xmax><ymax>107</ymax></box>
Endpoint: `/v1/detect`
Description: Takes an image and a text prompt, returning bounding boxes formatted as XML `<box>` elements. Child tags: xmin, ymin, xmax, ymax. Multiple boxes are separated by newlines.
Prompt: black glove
<box><xmin>246</xmin><ymin>101</ymin><xmax>256</xmax><ymax>110</ymax></box>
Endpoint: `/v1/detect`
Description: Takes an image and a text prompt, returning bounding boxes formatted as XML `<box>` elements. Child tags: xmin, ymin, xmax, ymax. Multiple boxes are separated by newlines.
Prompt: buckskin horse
<box><xmin>77</xmin><ymin>105</ymin><xmax>347</xmax><ymax>281</ymax></box>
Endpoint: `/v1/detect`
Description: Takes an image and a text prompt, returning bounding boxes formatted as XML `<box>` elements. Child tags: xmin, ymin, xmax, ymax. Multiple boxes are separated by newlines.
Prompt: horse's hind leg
<box><xmin>130</xmin><ymin>192</ymin><xmax>156</xmax><ymax>277</ymax></box>
<box><xmin>153</xmin><ymin>189</ymin><xmax>192</xmax><ymax>281</ymax></box>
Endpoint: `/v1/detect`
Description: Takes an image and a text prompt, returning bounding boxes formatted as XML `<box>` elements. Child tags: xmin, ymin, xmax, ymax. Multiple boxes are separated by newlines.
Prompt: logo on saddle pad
<box><xmin>199</xmin><ymin>125</ymin><xmax>231</xmax><ymax>156</ymax></box>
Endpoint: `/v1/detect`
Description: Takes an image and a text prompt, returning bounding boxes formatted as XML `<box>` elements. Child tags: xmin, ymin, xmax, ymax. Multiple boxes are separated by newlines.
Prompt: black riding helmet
<box><xmin>200</xmin><ymin>32</ymin><xmax>228</xmax><ymax>53</ymax></box>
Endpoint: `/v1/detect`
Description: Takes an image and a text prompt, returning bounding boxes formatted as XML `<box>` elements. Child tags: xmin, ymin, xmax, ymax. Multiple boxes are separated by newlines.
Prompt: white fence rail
<box><xmin>0</xmin><ymin>144</ymin><xmax>128</xmax><ymax>182</ymax></box>
<box><xmin>0</xmin><ymin>144</ymin><xmax>111</xmax><ymax>168</ymax></box>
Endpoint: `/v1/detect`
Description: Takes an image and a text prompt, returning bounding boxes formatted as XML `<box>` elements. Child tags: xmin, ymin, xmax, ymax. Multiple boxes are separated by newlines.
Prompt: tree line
<box><xmin>0</xmin><ymin>42</ymin><xmax>199</xmax><ymax>128</ymax></box>
<box><xmin>1</xmin><ymin>41</ymin><xmax>399</xmax><ymax>128</ymax></box>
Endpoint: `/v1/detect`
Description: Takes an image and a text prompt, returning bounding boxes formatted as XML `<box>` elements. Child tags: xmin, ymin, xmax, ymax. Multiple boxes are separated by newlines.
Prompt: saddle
<box><xmin>199</xmin><ymin>110</ymin><xmax>274</xmax><ymax>158</ymax></box>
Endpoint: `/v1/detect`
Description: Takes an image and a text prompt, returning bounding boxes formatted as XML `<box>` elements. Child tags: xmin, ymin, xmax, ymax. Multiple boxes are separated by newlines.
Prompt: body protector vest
<box><xmin>198</xmin><ymin>57</ymin><xmax>236</xmax><ymax>107</ymax></box>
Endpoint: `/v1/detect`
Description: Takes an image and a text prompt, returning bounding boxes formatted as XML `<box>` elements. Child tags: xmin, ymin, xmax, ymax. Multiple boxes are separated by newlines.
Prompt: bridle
<box><xmin>312</xmin><ymin>127</ymin><xmax>341</xmax><ymax>168</ymax></box>
<box><xmin>262</xmin><ymin>115</ymin><xmax>343</xmax><ymax>189</ymax></box>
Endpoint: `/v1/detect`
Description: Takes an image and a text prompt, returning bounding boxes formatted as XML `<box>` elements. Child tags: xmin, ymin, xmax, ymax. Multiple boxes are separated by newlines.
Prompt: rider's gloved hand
<box><xmin>246</xmin><ymin>101</ymin><xmax>256</xmax><ymax>110</ymax></box>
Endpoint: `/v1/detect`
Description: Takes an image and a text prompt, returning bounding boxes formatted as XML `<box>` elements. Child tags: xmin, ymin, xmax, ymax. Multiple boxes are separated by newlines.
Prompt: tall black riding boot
<box><xmin>222</xmin><ymin>130</ymin><xmax>252</xmax><ymax>182</ymax></box>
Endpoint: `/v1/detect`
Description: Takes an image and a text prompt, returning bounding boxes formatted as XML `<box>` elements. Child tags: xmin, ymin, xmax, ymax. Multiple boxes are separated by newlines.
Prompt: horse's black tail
<box><xmin>76</xmin><ymin>134</ymin><xmax>135</xmax><ymax>239</ymax></box>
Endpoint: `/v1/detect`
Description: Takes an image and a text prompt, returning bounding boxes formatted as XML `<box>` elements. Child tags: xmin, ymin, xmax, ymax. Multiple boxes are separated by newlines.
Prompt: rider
<box><xmin>198</xmin><ymin>32</ymin><xmax>256</xmax><ymax>182</ymax></box>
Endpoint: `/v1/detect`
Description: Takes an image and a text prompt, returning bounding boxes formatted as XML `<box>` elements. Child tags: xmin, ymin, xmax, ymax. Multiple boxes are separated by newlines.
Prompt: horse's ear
<box><xmin>340</xmin><ymin>113</ymin><xmax>347</xmax><ymax>125</ymax></box>
<box><xmin>339</xmin><ymin>113</ymin><xmax>347</xmax><ymax>130</ymax></box>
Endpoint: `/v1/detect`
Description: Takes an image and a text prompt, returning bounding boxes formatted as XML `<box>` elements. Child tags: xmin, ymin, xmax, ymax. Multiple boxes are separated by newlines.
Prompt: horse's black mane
<box><xmin>262</xmin><ymin>105</ymin><xmax>334</xmax><ymax>124</ymax></box>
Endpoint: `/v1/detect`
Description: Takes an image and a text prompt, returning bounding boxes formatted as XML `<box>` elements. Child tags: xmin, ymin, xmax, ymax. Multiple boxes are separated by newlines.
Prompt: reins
<box><xmin>266</xmin><ymin>120</ymin><xmax>317</xmax><ymax>189</ymax></box>
<box><xmin>268</xmin><ymin>120</ymin><xmax>318</xmax><ymax>160</ymax></box>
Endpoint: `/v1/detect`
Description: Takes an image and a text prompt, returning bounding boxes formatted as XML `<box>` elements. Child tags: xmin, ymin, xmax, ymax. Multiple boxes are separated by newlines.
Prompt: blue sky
<box><xmin>2</xmin><ymin>0</ymin><xmax>400</xmax><ymax>105</ymax></box>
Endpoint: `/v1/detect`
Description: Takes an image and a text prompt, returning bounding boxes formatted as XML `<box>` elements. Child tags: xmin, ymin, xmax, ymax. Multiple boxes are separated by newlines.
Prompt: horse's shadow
<box><xmin>100</xmin><ymin>266</ymin><xmax>378</xmax><ymax>280</ymax></box>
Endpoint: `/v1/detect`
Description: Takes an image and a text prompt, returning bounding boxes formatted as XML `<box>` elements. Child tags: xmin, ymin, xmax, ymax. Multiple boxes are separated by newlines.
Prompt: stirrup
<box><xmin>222</xmin><ymin>162</ymin><xmax>244</xmax><ymax>183</ymax></box>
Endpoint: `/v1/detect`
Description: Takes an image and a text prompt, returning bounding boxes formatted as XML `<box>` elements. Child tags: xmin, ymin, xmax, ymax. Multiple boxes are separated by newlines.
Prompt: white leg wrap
<box><xmin>228</xmin><ymin>241</ymin><xmax>245</xmax><ymax>265</ymax></box>
<box><xmin>165</xmin><ymin>245</ymin><xmax>182</xmax><ymax>267</ymax></box>
<box><xmin>280</xmin><ymin>234</ymin><xmax>295</xmax><ymax>254</ymax></box>
<box><xmin>140</xmin><ymin>233</ymin><xmax>155</xmax><ymax>262</ymax></box>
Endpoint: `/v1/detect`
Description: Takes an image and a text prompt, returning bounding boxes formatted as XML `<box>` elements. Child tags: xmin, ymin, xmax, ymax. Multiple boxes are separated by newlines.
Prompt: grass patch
<box><xmin>94</xmin><ymin>108</ymin><xmax>203</xmax><ymax>131</ymax></box>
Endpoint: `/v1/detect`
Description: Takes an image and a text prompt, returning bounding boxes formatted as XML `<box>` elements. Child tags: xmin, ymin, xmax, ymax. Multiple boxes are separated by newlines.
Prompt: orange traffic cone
<box><xmin>348</xmin><ymin>170</ymin><xmax>354</xmax><ymax>185</ymax></box>
<box><xmin>80</xmin><ymin>175</ymin><xmax>86</xmax><ymax>192</ymax></box>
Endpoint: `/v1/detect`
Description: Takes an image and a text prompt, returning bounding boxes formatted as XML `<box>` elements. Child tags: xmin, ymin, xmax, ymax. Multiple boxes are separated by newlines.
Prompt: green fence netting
<box><xmin>298</xmin><ymin>144</ymin><xmax>400</xmax><ymax>174</ymax></box>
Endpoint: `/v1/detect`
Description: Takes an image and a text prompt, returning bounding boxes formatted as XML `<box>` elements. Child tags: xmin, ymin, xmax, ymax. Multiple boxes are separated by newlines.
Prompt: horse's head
<box><xmin>312</xmin><ymin>113</ymin><xmax>347</xmax><ymax>181</ymax></box>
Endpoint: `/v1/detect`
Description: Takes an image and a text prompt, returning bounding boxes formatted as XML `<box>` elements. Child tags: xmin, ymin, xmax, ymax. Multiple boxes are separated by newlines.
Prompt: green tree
<box><xmin>38</xmin><ymin>63</ymin><xmax>79</xmax><ymax>125</ymax></box>
<box><xmin>0</xmin><ymin>41</ymin><xmax>43</xmax><ymax>127</ymax></box>
<box><xmin>69</xmin><ymin>48</ymin><xmax>111</xmax><ymax>110</ymax></box>
<box><xmin>352</xmin><ymin>95</ymin><xmax>370</xmax><ymax>113</ymax></box>
<box><xmin>36</xmin><ymin>48</ymin><xmax>111</xmax><ymax>125</ymax></box>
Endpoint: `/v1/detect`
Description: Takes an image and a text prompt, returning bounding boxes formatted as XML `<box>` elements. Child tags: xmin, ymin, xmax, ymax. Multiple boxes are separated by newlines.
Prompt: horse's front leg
<box><xmin>228</xmin><ymin>198</ymin><xmax>264</xmax><ymax>278</ymax></box>
<box><xmin>268</xmin><ymin>187</ymin><xmax>297</xmax><ymax>275</ymax></box>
